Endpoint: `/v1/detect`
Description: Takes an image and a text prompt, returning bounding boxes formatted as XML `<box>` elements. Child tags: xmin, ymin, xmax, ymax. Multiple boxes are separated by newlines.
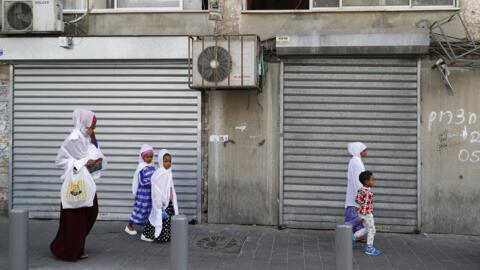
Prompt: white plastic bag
<box><xmin>87</xmin><ymin>143</ymin><xmax>101</xmax><ymax>160</ymax></box>
<box><xmin>61</xmin><ymin>165</ymin><xmax>97</xmax><ymax>209</ymax></box>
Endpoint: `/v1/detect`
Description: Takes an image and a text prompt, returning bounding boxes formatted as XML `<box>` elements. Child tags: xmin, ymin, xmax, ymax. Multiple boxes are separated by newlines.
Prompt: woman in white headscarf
<box><xmin>345</xmin><ymin>142</ymin><xmax>367</xmax><ymax>233</ymax></box>
<box><xmin>50</xmin><ymin>109</ymin><xmax>107</xmax><ymax>261</ymax></box>
<box><xmin>142</xmin><ymin>149</ymin><xmax>179</xmax><ymax>242</ymax></box>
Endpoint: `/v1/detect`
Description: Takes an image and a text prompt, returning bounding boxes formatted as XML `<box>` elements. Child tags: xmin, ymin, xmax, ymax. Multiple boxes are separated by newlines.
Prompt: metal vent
<box><xmin>197</xmin><ymin>46</ymin><xmax>232</xmax><ymax>83</ymax></box>
<box><xmin>188</xmin><ymin>35</ymin><xmax>261</xmax><ymax>90</ymax></box>
<box><xmin>6</xmin><ymin>2</ymin><xmax>33</xmax><ymax>31</ymax></box>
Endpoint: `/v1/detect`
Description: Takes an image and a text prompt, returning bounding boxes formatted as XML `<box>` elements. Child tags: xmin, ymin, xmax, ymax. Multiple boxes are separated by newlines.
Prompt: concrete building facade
<box><xmin>0</xmin><ymin>0</ymin><xmax>479</xmax><ymax>235</ymax></box>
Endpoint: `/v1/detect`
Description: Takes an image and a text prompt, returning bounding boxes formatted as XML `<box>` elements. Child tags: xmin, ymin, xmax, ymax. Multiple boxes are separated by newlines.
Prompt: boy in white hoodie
<box><xmin>345</xmin><ymin>142</ymin><xmax>367</xmax><ymax>234</ymax></box>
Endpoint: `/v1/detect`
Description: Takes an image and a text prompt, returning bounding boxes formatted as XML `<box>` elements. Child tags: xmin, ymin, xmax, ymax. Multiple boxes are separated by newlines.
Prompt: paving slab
<box><xmin>0</xmin><ymin>216</ymin><xmax>479</xmax><ymax>270</ymax></box>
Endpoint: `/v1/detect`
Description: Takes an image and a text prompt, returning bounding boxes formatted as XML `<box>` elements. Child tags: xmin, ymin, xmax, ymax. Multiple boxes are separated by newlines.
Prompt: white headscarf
<box><xmin>348</xmin><ymin>142</ymin><xmax>367</xmax><ymax>160</ymax></box>
<box><xmin>131</xmin><ymin>144</ymin><xmax>154</xmax><ymax>195</ymax></box>
<box><xmin>71</xmin><ymin>108</ymin><xmax>95</xmax><ymax>140</ymax></box>
<box><xmin>55</xmin><ymin>109</ymin><xmax>106</xmax><ymax>180</ymax></box>
<box><xmin>149</xmin><ymin>149</ymin><xmax>179</xmax><ymax>238</ymax></box>
<box><xmin>345</xmin><ymin>142</ymin><xmax>367</xmax><ymax>208</ymax></box>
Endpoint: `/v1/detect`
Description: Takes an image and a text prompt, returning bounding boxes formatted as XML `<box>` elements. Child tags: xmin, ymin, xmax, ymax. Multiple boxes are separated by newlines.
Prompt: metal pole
<box><xmin>278</xmin><ymin>61</ymin><xmax>284</xmax><ymax>228</ymax></box>
<box><xmin>335</xmin><ymin>224</ymin><xmax>352</xmax><ymax>270</ymax></box>
<box><xmin>9</xmin><ymin>209</ymin><xmax>29</xmax><ymax>270</ymax></box>
<box><xmin>171</xmin><ymin>215</ymin><xmax>188</xmax><ymax>270</ymax></box>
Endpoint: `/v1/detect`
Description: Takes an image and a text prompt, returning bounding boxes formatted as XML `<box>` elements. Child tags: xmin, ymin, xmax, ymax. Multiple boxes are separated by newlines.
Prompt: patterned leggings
<box><xmin>354</xmin><ymin>213</ymin><xmax>376</xmax><ymax>246</ymax></box>
<box><xmin>142</xmin><ymin>201</ymin><xmax>174</xmax><ymax>242</ymax></box>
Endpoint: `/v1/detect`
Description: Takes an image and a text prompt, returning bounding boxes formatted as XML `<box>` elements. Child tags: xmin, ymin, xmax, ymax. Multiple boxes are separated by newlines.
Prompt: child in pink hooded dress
<box><xmin>125</xmin><ymin>144</ymin><xmax>155</xmax><ymax>238</ymax></box>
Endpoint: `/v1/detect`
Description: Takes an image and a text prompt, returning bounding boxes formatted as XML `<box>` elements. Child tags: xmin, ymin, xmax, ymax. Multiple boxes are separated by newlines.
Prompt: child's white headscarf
<box><xmin>149</xmin><ymin>149</ymin><xmax>179</xmax><ymax>238</ymax></box>
<box><xmin>131</xmin><ymin>144</ymin><xmax>154</xmax><ymax>195</ymax></box>
<box><xmin>345</xmin><ymin>142</ymin><xmax>367</xmax><ymax>208</ymax></box>
<box><xmin>56</xmin><ymin>109</ymin><xmax>106</xmax><ymax>180</ymax></box>
<box><xmin>348</xmin><ymin>142</ymin><xmax>367</xmax><ymax>161</ymax></box>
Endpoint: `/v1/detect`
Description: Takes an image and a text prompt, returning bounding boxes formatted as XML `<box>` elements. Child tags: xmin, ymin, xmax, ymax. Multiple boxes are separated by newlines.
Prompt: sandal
<box><xmin>79</xmin><ymin>253</ymin><xmax>89</xmax><ymax>259</ymax></box>
<box><xmin>125</xmin><ymin>225</ymin><xmax>137</xmax><ymax>236</ymax></box>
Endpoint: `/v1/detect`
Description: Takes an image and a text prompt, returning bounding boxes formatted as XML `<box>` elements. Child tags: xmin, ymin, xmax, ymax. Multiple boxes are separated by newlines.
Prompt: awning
<box><xmin>267</xmin><ymin>29</ymin><xmax>430</xmax><ymax>56</ymax></box>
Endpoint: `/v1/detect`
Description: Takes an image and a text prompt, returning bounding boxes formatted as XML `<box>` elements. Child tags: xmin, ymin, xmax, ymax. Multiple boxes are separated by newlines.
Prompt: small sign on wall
<box><xmin>375</xmin><ymin>225</ymin><xmax>391</xmax><ymax>232</ymax></box>
<box><xmin>276</xmin><ymin>36</ymin><xmax>291</xmax><ymax>47</ymax></box>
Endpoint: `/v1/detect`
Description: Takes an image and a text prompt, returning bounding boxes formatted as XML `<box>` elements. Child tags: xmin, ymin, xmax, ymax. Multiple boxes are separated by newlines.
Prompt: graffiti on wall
<box><xmin>0</xmin><ymin>103</ymin><xmax>9</xmax><ymax>136</ymax></box>
<box><xmin>0</xmin><ymin>139</ymin><xmax>8</xmax><ymax>158</ymax></box>
<box><xmin>0</xmin><ymin>82</ymin><xmax>9</xmax><ymax>159</ymax></box>
<box><xmin>428</xmin><ymin>109</ymin><xmax>477</xmax><ymax>132</ymax></box>
<box><xmin>428</xmin><ymin>108</ymin><xmax>480</xmax><ymax>163</ymax></box>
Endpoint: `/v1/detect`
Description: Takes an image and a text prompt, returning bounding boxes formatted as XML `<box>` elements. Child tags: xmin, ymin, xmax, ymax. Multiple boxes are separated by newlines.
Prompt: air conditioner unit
<box><xmin>3</xmin><ymin>0</ymin><xmax>64</xmax><ymax>34</ymax></box>
<box><xmin>189</xmin><ymin>35</ymin><xmax>261</xmax><ymax>90</ymax></box>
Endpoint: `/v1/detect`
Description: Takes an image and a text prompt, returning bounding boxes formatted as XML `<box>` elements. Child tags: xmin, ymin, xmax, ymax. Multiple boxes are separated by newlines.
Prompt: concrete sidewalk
<box><xmin>0</xmin><ymin>216</ymin><xmax>479</xmax><ymax>270</ymax></box>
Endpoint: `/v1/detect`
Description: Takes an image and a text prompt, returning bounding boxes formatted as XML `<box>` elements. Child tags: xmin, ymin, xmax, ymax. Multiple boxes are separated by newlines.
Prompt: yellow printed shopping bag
<box><xmin>61</xmin><ymin>166</ymin><xmax>96</xmax><ymax>209</ymax></box>
<box><xmin>66</xmin><ymin>179</ymin><xmax>87</xmax><ymax>200</ymax></box>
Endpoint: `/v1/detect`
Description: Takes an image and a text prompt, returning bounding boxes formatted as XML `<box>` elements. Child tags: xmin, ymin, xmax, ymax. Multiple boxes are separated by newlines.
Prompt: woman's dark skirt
<box><xmin>50</xmin><ymin>195</ymin><xmax>98</xmax><ymax>261</ymax></box>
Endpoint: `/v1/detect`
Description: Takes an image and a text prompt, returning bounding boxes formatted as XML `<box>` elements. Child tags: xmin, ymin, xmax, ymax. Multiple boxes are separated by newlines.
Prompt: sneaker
<box><xmin>140</xmin><ymin>234</ymin><xmax>154</xmax><ymax>242</ymax></box>
<box><xmin>365</xmin><ymin>246</ymin><xmax>381</xmax><ymax>255</ymax></box>
<box><xmin>124</xmin><ymin>225</ymin><xmax>137</xmax><ymax>236</ymax></box>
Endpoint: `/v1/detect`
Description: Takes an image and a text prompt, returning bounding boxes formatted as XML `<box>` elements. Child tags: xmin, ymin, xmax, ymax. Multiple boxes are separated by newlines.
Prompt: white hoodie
<box><xmin>149</xmin><ymin>149</ymin><xmax>179</xmax><ymax>238</ymax></box>
<box><xmin>345</xmin><ymin>142</ymin><xmax>366</xmax><ymax>208</ymax></box>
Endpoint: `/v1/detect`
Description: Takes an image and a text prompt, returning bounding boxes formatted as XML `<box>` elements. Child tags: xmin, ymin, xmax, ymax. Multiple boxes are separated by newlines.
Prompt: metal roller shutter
<box><xmin>281</xmin><ymin>58</ymin><xmax>418</xmax><ymax>233</ymax></box>
<box><xmin>12</xmin><ymin>61</ymin><xmax>202</xmax><ymax>221</ymax></box>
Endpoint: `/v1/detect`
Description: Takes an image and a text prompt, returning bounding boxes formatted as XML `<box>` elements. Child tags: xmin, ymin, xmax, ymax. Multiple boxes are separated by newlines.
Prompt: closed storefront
<box><xmin>280</xmin><ymin>57</ymin><xmax>420</xmax><ymax>233</ymax></box>
<box><xmin>11</xmin><ymin>61</ymin><xmax>202</xmax><ymax>220</ymax></box>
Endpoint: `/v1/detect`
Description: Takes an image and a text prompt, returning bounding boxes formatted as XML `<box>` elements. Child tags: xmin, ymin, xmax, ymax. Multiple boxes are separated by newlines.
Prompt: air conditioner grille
<box><xmin>197</xmin><ymin>46</ymin><xmax>232</xmax><ymax>83</ymax></box>
<box><xmin>7</xmin><ymin>2</ymin><xmax>33</xmax><ymax>30</ymax></box>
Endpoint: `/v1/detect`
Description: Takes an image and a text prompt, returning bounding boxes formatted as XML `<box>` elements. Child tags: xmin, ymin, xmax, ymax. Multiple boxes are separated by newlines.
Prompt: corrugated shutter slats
<box><xmin>282</xmin><ymin>58</ymin><xmax>418</xmax><ymax>233</ymax></box>
<box><xmin>12</xmin><ymin>62</ymin><xmax>201</xmax><ymax>221</ymax></box>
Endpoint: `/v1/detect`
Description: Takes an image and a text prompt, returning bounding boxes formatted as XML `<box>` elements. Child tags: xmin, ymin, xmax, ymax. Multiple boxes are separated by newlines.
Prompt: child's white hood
<box><xmin>348</xmin><ymin>142</ymin><xmax>367</xmax><ymax>159</ymax></box>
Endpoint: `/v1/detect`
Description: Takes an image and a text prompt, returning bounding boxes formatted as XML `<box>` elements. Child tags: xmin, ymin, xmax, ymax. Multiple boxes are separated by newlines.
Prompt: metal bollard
<box><xmin>171</xmin><ymin>215</ymin><xmax>188</xmax><ymax>270</ymax></box>
<box><xmin>9</xmin><ymin>209</ymin><xmax>29</xmax><ymax>270</ymax></box>
<box><xmin>335</xmin><ymin>223</ymin><xmax>353</xmax><ymax>270</ymax></box>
